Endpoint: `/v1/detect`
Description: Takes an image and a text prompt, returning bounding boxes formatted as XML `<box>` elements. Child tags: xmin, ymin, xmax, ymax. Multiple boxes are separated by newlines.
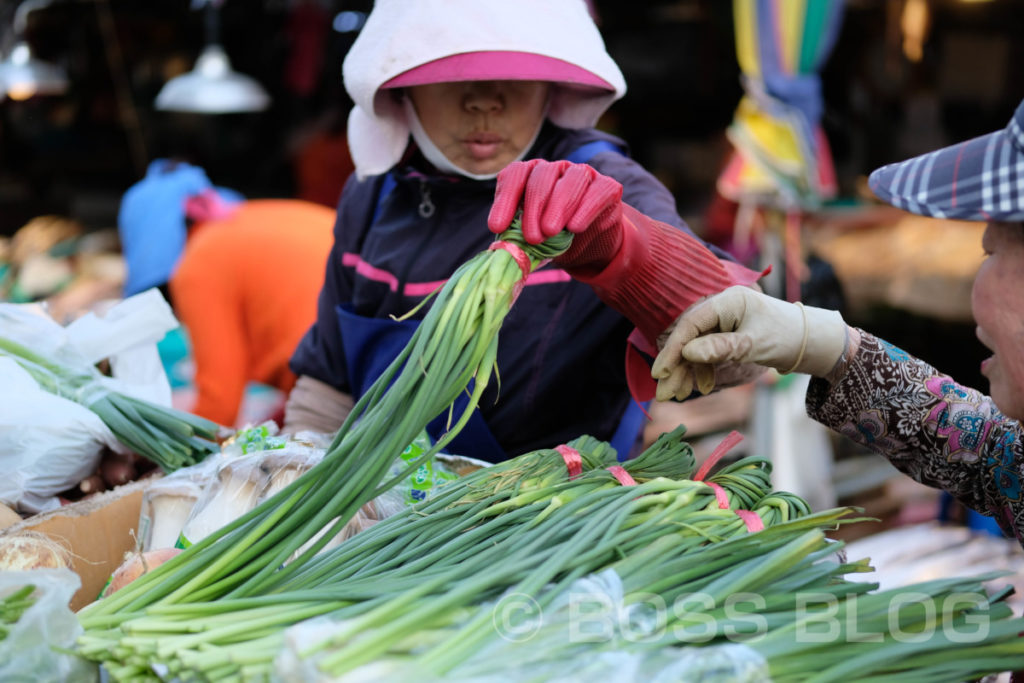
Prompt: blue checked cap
<box><xmin>868</xmin><ymin>98</ymin><xmax>1024</xmax><ymax>221</ymax></box>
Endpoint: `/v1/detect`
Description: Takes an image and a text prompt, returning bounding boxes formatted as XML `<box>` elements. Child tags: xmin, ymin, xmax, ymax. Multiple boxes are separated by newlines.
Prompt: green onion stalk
<box><xmin>0</xmin><ymin>584</ymin><xmax>37</xmax><ymax>641</ymax></box>
<box><xmin>282</xmin><ymin>475</ymin><xmax>817</xmax><ymax>678</ymax></box>
<box><xmin>425</xmin><ymin>514</ymin><xmax>859</xmax><ymax>680</ymax></box>
<box><xmin>243</xmin><ymin>429</ymin><xmax>694</xmax><ymax>601</ymax></box>
<box><xmin>152</xmin><ymin>427</ymin><xmax>1024</xmax><ymax>683</ymax></box>
<box><xmin>261</xmin><ymin>433</ymin><xmax>623</xmax><ymax>593</ymax></box>
<box><xmin>284</xmin><ymin>478</ymin><xmax>756</xmax><ymax>677</ymax></box>
<box><xmin>552</xmin><ymin>533</ymin><xmax>1024</xmax><ymax>683</ymax></box>
<box><xmin>752</xmin><ymin>572</ymin><xmax>1024</xmax><ymax>683</ymax></box>
<box><xmin>75</xmin><ymin>428</ymin><xmax>790</xmax><ymax>683</ymax></box>
<box><xmin>0</xmin><ymin>335</ymin><xmax>219</xmax><ymax>471</ymax></box>
<box><xmin>622</xmin><ymin>424</ymin><xmax>697</xmax><ymax>481</ymax></box>
<box><xmin>291</xmin><ymin>507</ymin><xmax>861</xmax><ymax>680</ymax></box>
<box><xmin>371</xmin><ymin>511</ymin><xmax>1024</xmax><ymax>683</ymax></box>
<box><xmin>78</xmin><ymin>222</ymin><xmax>573</xmax><ymax>625</ymax></box>
<box><xmin>77</xmin><ymin>426</ymin><xmax>782</xmax><ymax>680</ymax></box>
<box><xmin>76</xmin><ymin>433</ymin><xmax>784</xmax><ymax>681</ymax></box>
<box><xmin>79</xmin><ymin>477</ymin><xmax>654</xmax><ymax>679</ymax></box>
<box><xmin>400</xmin><ymin>481</ymin><xmax>824</xmax><ymax>676</ymax></box>
<box><xmin>703</xmin><ymin>456</ymin><xmax>774</xmax><ymax>508</ymax></box>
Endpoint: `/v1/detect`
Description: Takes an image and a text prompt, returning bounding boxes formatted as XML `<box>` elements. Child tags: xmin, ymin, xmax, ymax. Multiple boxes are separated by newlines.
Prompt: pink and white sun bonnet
<box><xmin>342</xmin><ymin>0</ymin><xmax>627</xmax><ymax>179</ymax></box>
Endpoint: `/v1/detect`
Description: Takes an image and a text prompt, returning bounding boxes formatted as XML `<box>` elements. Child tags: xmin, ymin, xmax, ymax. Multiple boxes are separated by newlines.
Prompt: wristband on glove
<box><xmin>780</xmin><ymin>302</ymin><xmax>809</xmax><ymax>375</ymax></box>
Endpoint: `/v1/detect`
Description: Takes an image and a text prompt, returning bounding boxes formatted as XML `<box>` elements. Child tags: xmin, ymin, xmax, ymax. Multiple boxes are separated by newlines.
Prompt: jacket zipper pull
<box><xmin>418</xmin><ymin>180</ymin><xmax>435</xmax><ymax>218</ymax></box>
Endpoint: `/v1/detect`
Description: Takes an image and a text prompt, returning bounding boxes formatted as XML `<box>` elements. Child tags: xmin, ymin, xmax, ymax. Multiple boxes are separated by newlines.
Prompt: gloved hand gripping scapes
<box><xmin>488</xmin><ymin>160</ymin><xmax>762</xmax><ymax>349</ymax></box>
<box><xmin>488</xmin><ymin>159</ymin><xmax>625</xmax><ymax>272</ymax></box>
<box><xmin>651</xmin><ymin>286</ymin><xmax>850</xmax><ymax>401</ymax></box>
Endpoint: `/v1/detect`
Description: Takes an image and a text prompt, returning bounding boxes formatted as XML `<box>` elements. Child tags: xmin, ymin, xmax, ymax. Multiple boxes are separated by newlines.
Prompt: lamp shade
<box><xmin>0</xmin><ymin>41</ymin><xmax>68</xmax><ymax>100</ymax></box>
<box><xmin>155</xmin><ymin>44</ymin><xmax>270</xmax><ymax>114</ymax></box>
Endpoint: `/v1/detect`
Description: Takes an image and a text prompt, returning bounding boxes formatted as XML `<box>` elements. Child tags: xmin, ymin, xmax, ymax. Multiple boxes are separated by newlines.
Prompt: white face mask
<box><xmin>402</xmin><ymin>96</ymin><xmax>546</xmax><ymax>181</ymax></box>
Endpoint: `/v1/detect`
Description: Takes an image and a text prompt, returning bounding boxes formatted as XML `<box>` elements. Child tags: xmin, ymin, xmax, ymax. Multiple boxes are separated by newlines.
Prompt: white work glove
<box><xmin>651</xmin><ymin>286</ymin><xmax>848</xmax><ymax>401</ymax></box>
<box><xmin>655</xmin><ymin>309</ymin><xmax>770</xmax><ymax>397</ymax></box>
<box><xmin>282</xmin><ymin>375</ymin><xmax>354</xmax><ymax>436</ymax></box>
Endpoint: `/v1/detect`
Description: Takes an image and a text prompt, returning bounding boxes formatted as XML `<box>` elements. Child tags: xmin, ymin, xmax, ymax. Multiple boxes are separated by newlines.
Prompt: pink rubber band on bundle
<box><xmin>607</xmin><ymin>466</ymin><xmax>637</xmax><ymax>486</ymax></box>
<box><xmin>705</xmin><ymin>481</ymin><xmax>764</xmax><ymax>533</ymax></box>
<box><xmin>705</xmin><ymin>481</ymin><xmax>732</xmax><ymax>510</ymax></box>
<box><xmin>555</xmin><ymin>444</ymin><xmax>583</xmax><ymax>479</ymax></box>
<box><xmin>693</xmin><ymin>430</ymin><xmax>745</xmax><ymax>482</ymax></box>
<box><xmin>734</xmin><ymin>510</ymin><xmax>765</xmax><ymax>532</ymax></box>
<box><xmin>489</xmin><ymin>241</ymin><xmax>532</xmax><ymax>305</ymax></box>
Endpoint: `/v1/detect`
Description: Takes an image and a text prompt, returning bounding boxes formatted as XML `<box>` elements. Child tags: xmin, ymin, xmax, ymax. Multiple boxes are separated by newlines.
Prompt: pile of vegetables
<box><xmin>77</xmin><ymin>222</ymin><xmax>575</xmax><ymax>641</ymax></box>
<box><xmin>79</xmin><ymin>428</ymin><xmax>1024</xmax><ymax>682</ymax></box>
<box><xmin>0</xmin><ymin>335</ymin><xmax>219</xmax><ymax>472</ymax></box>
<box><xmin>76</xmin><ymin>428</ymin><xmax>781</xmax><ymax>677</ymax></box>
<box><xmin>72</xmin><ymin>223</ymin><xmax>1024</xmax><ymax>681</ymax></box>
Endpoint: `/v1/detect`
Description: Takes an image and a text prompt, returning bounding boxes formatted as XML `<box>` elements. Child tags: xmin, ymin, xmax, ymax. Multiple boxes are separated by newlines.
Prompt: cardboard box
<box><xmin>0</xmin><ymin>478</ymin><xmax>151</xmax><ymax>610</ymax></box>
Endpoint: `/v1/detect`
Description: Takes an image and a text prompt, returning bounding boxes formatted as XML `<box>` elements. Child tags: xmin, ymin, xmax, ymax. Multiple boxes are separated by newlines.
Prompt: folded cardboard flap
<box><xmin>0</xmin><ymin>478</ymin><xmax>152</xmax><ymax>611</ymax></box>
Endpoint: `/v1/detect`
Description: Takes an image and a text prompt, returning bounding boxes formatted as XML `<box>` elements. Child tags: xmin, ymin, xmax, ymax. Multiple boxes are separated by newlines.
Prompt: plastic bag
<box><xmin>0</xmin><ymin>358</ymin><xmax>121</xmax><ymax>513</ymax></box>
<box><xmin>176</xmin><ymin>454</ymin><xmax>271</xmax><ymax>548</ymax></box>
<box><xmin>273</xmin><ymin>568</ymin><xmax>769</xmax><ymax>683</ymax></box>
<box><xmin>0</xmin><ymin>292</ymin><xmax>179</xmax><ymax>514</ymax></box>
<box><xmin>0</xmin><ymin>569</ymin><xmax>98</xmax><ymax>682</ymax></box>
<box><xmin>484</xmin><ymin>571</ymin><xmax>768</xmax><ymax>683</ymax></box>
<box><xmin>223</xmin><ymin>421</ymin><xmax>290</xmax><ymax>457</ymax></box>
<box><xmin>542</xmin><ymin>646</ymin><xmax>771</xmax><ymax>683</ymax></box>
<box><xmin>63</xmin><ymin>288</ymin><xmax>177</xmax><ymax>407</ymax></box>
<box><xmin>0</xmin><ymin>289</ymin><xmax>176</xmax><ymax>406</ymax></box>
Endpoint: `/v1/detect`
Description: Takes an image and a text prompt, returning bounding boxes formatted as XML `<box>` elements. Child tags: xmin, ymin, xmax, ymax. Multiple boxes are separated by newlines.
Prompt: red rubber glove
<box><xmin>488</xmin><ymin>159</ymin><xmax>624</xmax><ymax>274</ymax></box>
<box><xmin>488</xmin><ymin>160</ymin><xmax>763</xmax><ymax>347</ymax></box>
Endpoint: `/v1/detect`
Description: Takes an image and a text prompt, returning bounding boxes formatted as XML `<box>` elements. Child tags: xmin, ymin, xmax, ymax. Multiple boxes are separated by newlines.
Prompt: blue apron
<box><xmin>337</xmin><ymin>140</ymin><xmax>647</xmax><ymax>463</ymax></box>
<box><xmin>336</xmin><ymin>303</ymin><xmax>508</xmax><ymax>462</ymax></box>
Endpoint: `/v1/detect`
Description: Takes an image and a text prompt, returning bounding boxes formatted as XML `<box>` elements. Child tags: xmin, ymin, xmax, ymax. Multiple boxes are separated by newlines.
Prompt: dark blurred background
<box><xmin>3</xmin><ymin>0</ymin><xmax>1022</xmax><ymax>231</ymax></box>
<box><xmin>1</xmin><ymin>0</ymin><xmax>1022</xmax><ymax>389</ymax></box>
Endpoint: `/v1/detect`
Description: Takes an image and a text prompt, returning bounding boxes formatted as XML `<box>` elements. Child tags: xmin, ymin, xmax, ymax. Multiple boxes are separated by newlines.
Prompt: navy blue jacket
<box><xmin>291</xmin><ymin>123</ymin><xmax>731</xmax><ymax>457</ymax></box>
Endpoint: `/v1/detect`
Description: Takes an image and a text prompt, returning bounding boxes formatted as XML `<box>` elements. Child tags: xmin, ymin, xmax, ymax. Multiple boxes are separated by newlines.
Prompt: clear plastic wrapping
<box><xmin>273</xmin><ymin>569</ymin><xmax>770</xmax><ymax>683</ymax></box>
<box><xmin>166</xmin><ymin>427</ymin><xmax>475</xmax><ymax>555</ymax></box>
<box><xmin>177</xmin><ymin>454</ymin><xmax>267</xmax><ymax>547</ymax></box>
<box><xmin>137</xmin><ymin>456</ymin><xmax>219</xmax><ymax>552</ymax></box>
<box><xmin>177</xmin><ymin>445</ymin><xmax>324</xmax><ymax>549</ymax></box>
<box><xmin>0</xmin><ymin>569</ymin><xmax>98</xmax><ymax>682</ymax></box>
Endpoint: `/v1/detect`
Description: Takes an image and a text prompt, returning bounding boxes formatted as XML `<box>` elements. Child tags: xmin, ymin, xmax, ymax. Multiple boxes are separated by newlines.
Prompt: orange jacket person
<box><xmin>167</xmin><ymin>199</ymin><xmax>335</xmax><ymax>426</ymax></box>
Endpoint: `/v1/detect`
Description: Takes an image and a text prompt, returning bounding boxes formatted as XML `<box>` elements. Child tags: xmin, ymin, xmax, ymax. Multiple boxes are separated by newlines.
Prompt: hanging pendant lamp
<box><xmin>0</xmin><ymin>0</ymin><xmax>68</xmax><ymax>101</ymax></box>
<box><xmin>154</xmin><ymin>1</ymin><xmax>269</xmax><ymax>114</ymax></box>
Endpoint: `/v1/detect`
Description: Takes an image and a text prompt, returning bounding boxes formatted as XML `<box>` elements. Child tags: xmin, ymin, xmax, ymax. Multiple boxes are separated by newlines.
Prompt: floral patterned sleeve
<box><xmin>805</xmin><ymin>329</ymin><xmax>1024</xmax><ymax>541</ymax></box>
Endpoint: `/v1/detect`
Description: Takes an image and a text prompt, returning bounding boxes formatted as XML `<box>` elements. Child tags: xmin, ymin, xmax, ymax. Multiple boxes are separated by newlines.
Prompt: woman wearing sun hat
<box><xmin>284</xmin><ymin>0</ymin><xmax>762</xmax><ymax>461</ymax></box>
<box><xmin>650</xmin><ymin>97</ymin><xmax>1024</xmax><ymax>543</ymax></box>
